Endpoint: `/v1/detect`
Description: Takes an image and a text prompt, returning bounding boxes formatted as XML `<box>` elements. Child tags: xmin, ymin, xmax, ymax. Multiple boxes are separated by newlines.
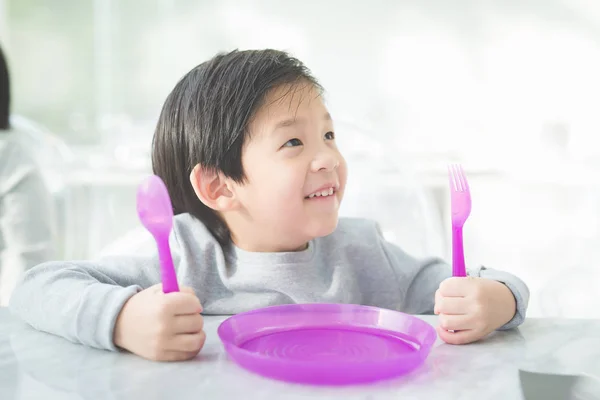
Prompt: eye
<box><xmin>283</xmin><ymin>138</ymin><xmax>303</xmax><ymax>147</ymax></box>
<box><xmin>325</xmin><ymin>131</ymin><xmax>335</xmax><ymax>140</ymax></box>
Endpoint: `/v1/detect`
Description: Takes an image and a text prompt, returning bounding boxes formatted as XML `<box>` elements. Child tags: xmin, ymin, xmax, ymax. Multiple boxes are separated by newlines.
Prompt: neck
<box><xmin>224</xmin><ymin>213</ymin><xmax>309</xmax><ymax>253</ymax></box>
<box><xmin>231</xmin><ymin>233</ymin><xmax>309</xmax><ymax>253</ymax></box>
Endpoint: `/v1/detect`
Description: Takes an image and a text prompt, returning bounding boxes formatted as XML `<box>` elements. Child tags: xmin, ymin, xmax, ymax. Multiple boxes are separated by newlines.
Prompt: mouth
<box><xmin>304</xmin><ymin>185</ymin><xmax>338</xmax><ymax>199</ymax></box>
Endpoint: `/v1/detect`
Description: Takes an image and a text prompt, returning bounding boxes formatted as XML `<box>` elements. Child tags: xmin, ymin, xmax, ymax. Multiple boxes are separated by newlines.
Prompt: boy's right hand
<box><xmin>113</xmin><ymin>284</ymin><xmax>205</xmax><ymax>361</ymax></box>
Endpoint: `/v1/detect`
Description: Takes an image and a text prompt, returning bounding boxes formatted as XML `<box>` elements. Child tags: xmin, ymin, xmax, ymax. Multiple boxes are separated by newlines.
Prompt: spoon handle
<box><xmin>157</xmin><ymin>237</ymin><xmax>179</xmax><ymax>293</ymax></box>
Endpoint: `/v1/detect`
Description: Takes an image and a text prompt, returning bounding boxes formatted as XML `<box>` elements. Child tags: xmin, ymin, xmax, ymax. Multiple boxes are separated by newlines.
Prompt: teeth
<box><xmin>307</xmin><ymin>188</ymin><xmax>335</xmax><ymax>198</ymax></box>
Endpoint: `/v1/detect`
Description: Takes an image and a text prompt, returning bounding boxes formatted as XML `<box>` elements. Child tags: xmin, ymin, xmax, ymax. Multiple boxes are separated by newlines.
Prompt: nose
<box><xmin>310</xmin><ymin>147</ymin><xmax>340</xmax><ymax>173</ymax></box>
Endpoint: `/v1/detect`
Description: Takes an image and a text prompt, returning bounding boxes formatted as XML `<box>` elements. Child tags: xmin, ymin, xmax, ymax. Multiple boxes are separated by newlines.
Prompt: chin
<box><xmin>308</xmin><ymin>215</ymin><xmax>339</xmax><ymax>238</ymax></box>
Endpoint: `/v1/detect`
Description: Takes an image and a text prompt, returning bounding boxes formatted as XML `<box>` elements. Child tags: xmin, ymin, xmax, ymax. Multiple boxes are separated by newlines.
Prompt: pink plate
<box><xmin>217</xmin><ymin>303</ymin><xmax>436</xmax><ymax>385</ymax></box>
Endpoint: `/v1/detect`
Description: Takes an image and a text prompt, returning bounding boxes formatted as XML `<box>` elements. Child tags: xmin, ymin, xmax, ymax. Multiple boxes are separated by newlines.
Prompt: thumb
<box><xmin>180</xmin><ymin>286</ymin><xmax>196</xmax><ymax>295</ymax></box>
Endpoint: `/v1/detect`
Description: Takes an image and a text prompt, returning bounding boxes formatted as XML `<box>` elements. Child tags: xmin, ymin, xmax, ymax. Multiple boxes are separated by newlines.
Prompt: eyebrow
<box><xmin>273</xmin><ymin>112</ymin><xmax>332</xmax><ymax>131</ymax></box>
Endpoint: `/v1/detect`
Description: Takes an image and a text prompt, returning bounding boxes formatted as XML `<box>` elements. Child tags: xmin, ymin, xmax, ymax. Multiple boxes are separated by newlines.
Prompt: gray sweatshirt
<box><xmin>9</xmin><ymin>214</ymin><xmax>529</xmax><ymax>351</ymax></box>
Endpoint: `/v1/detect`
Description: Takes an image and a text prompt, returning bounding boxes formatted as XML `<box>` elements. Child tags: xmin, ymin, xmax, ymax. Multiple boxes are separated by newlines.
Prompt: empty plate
<box><xmin>217</xmin><ymin>303</ymin><xmax>436</xmax><ymax>385</ymax></box>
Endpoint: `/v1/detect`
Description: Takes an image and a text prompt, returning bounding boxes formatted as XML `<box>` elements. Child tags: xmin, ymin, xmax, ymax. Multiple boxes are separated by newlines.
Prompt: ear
<box><xmin>190</xmin><ymin>164</ymin><xmax>238</xmax><ymax>211</ymax></box>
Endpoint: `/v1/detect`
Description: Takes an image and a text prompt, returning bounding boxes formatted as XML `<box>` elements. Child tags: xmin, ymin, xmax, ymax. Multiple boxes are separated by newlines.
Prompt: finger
<box><xmin>155</xmin><ymin>349</ymin><xmax>201</xmax><ymax>362</ymax></box>
<box><xmin>171</xmin><ymin>314</ymin><xmax>204</xmax><ymax>334</ymax></box>
<box><xmin>176</xmin><ymin>287</ymin><xmax>203</xmax><ymax>314</ymax></box>
<box><xmin>438</xmin><ymin>277</ymin><xmax>472</xmax><ymax>297</ymax></box>
<box><xmin>434</xmin><ymin>289</ymin><xmax>442</xmax><ymax>314</ymax></box>
<box><xmin>438</xmin><ymin>314</ymin><xmax>475</xmax><ymax>331</ymax></box>
<box><xmin>163</xmin><ymin>292</ymin><xmax>203</xmax><ymax>315</ymax></box>
<box><xmin>168</xmin><ymin>331</ymin><xmax>207</xmax><ymax>353</ymax></box>
<box><xmin>435</xmin><ymin>296</ymin><xmax>469</xmax><ymax>315</ymax></box>
<box><xmin>436</xmin><ymin>325</ymin><xmax>480</xmax><ymax>345</ymax></box>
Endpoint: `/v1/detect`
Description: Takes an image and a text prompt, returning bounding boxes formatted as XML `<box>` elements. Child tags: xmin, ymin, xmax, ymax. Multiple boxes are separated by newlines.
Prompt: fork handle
<box><xmin>452</xmin><ymin>226</ymin><xmax>467</xmax><ymax>277</ymax></box>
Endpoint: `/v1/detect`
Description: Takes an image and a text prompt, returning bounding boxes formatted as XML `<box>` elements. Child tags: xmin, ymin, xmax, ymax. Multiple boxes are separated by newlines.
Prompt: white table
<box><xmin>1</xmin><ymin>308</ymin><xmax>599</xmax><ymax>399</ymax></box>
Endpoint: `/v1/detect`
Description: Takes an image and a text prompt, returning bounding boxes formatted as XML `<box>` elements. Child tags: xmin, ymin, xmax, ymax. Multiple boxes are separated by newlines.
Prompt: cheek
<box><xmin>340</xmin><ymin>158</ymin><xmax>348</xmax><ymax>181</ymax></box>
<box><xmin>249</xmin><ymin>166</ymin><xmax>304</xmax><ymax>210</ymax></box>
<box><xmin>338</xmin><ymin>158</ymin><xmax>349</xmax><ymax>191</ymax></box>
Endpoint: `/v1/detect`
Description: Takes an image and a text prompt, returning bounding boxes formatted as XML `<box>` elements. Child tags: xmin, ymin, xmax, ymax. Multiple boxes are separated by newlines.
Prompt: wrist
<box><xmin>113</xmin><ymin>298</ymin><xmax>133</xmax><ymax>350</ymax></box>
<box><xmin>495</xmin><ymin>281</ymin><xmax>517</xmax><ymax>327</ymax></box>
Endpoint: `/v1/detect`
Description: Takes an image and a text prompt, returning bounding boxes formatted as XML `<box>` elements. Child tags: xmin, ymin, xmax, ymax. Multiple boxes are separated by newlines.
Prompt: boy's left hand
<box><xmin>434</xmin><ymin>277</ymin><xmax>517</xmax><ymax>345</ymax></box>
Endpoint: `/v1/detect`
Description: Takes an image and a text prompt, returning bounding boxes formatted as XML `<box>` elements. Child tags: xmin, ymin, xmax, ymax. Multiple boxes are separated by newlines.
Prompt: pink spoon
<box><xmin>136</xmin><ymin>174</ymin><xmax>180</xmax><ymax>293</ymax></box>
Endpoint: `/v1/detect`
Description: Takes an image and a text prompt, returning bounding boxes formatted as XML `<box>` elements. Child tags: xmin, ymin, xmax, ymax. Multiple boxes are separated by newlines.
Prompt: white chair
<box><xmin>97</xmin><ymin>225</ymin><xmax>152</xmax><ymax>258</ymax></box>
<box><xmin>538</xmin><ymin>186</ymin><xmax>600</xmax><ymax>318</ymax></box>
<box><xmin>336</xmin><ymin>119</ymin><xmax>446</xmax><ymax>259</ymax></box>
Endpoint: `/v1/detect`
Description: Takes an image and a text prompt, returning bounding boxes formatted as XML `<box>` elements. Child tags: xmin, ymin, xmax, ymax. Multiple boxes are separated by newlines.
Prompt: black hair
<box><xmin>0</xmin><ymin>46</ymin><xmax>10</xmax><ymax>130</ymax></box>
<box><xmin>151</xmin><ymin>49</ymin><xmax>322</xmax><ymax>246</ymax></box>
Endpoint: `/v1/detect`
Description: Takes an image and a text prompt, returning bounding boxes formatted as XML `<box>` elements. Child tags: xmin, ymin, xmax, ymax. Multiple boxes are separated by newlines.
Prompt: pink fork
<box><xmin>448</xmin><ymin>164</ymin><xmax>472</xmax><ymax>277</ymax></box>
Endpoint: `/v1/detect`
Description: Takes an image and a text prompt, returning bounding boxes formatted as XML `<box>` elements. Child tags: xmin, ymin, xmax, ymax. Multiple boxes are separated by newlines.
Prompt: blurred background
<box><xmin>2</xmin><ymin>0</ymin><xmax>600</xmax><ymax>317</ymax></box>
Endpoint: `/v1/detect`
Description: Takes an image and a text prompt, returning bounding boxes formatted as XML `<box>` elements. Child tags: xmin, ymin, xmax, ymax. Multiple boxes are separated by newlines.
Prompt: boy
<box><xmin>10</xmin><ymin>49</ymin><xmax>528</xmax><ymax>361</ymax></box>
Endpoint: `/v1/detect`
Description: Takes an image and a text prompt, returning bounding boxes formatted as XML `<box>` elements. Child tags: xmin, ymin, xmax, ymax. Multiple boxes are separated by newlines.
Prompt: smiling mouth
<box><xmin>305</xmin><ymin>187</ymin><xmax>336</xmax><ymax>199</ymax></box>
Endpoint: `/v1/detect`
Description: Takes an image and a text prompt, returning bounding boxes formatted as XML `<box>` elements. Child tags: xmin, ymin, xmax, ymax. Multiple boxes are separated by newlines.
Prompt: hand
<box><xmin>434</xmin><ymin>277</ymin><xmax>516</xmax><ymax>345</ymax></box>
<box><xmin>113</xmin><ymin>284</ymin><xmax>205</xmax><ymax>361</ymax></box>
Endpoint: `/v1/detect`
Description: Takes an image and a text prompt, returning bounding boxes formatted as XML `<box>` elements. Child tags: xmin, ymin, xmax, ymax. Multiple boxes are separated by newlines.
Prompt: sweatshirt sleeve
<box><xmin>380</xmin><ymin>234</ymin><xmax>529</xmax><ymax>330</ymax></box>
<box><xmin>8</xmin><ymin>236</ymin><xmax>170</xmax><ymax>351</ymax></box>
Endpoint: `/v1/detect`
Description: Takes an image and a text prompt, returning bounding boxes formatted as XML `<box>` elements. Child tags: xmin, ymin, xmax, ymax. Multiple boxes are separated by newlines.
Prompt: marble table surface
<box><xmin>1</xmin><ymin>307</ymin><xmax>599</xmax><ymax>400</ymax></box>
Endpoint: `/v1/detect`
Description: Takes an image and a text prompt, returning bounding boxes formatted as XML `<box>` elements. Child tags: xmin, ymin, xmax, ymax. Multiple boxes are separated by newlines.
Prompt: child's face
<box><xmin>228</xmin><ymin>83</ymin><xmax>347</xmax><ymax>252</ymax></box>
